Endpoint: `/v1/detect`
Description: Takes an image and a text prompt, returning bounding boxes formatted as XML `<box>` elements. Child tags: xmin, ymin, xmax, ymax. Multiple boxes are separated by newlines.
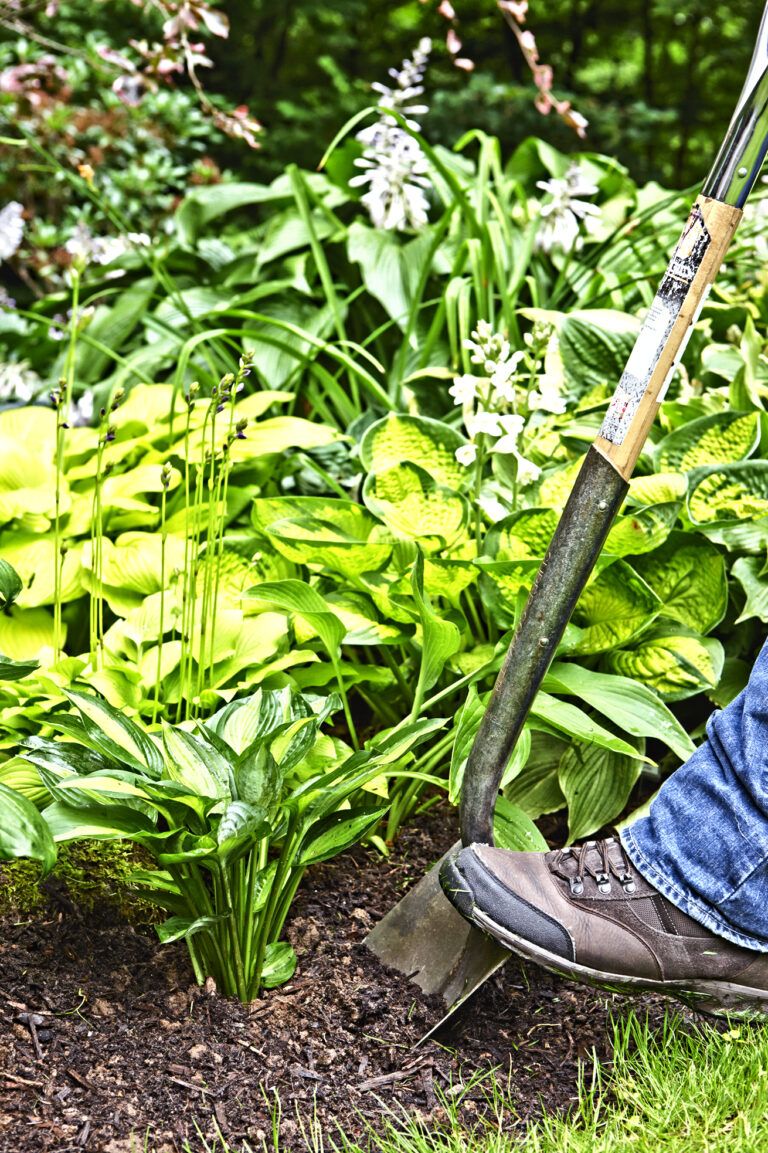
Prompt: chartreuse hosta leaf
<box><xmin>606</xmin><ymin>626</ymin><xmax>724</xmax><ymax>701</ymax></box>
<box><xmin>252</xmin><ymin>496</ymin><xmax>392</xmax><ymax>575</ymax></box>
<box><xmin>632</xmin><ymin>533</ymin><xmax>727</xmax><ymax>634</ymax></box>
<box><xmin>0</xmin><ymin>781</ymin><xmax>56</xmax><ymax>875</ymax></box>
<box><xmin>0</xmin><ymin>406</ymin><xmax>61</xmax><ymax>526</ymax></box>
<box><xmin>563</xmin><ymin>561</ymin><xmax>660</xmax><ymax>656</ymax></box>
<box><xmin>360</xmin><ymin>413</ymin><xmax>467</xmax><ymax>490</ymax></box>
<box><xmin>627</xmin><ymin>472</ymin><xmax>688</xmax><ymax>506</ymax></box>
<box><xmin>559</xmin><ymin>742</ymin><xmax>644</xmax><ymax>842</ymax></box>
<box><xmin>688</xmin><ymin>461</ymin><xmax>768</xmax><ymax>524</ymax></box>
<box><xmin>0</xmin><ymin>606</ymin><xmax>61</xmax><ymax>660</ymax></box>
<box><xmin>0</xmin><ymin>535</ymin><xmax>83</xmax><ymax>608</ymax></box>
<box><xmin>655</xmin><ymin>412</ymin><xmax>760</xmax><ymax>472</ymax></box>
<box><xmin>603</xmin><ymin>503</ymin><xmax>678</xmax><ymax>558</ymax></box>
<box><xmin>485</xmin><ymin>509</ymin><xmax>558</xmax><ymax>559</ymax></box>
<box><xmin>363</xmin><ymin>462</ymin><xmax>468</xmax><ymax>549</ymax></box>
<box><xmin>542</xmin><ymin>661</ymin><xmax>694</xmax><ymax>761</ymax></box>
<box><xmin>247</xmin><ymin>580</ymin><xmax>345</xmax><ymax>657</ymax></box>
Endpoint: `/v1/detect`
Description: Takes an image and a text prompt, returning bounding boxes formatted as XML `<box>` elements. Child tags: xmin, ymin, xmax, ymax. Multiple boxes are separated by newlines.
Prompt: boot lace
<box><xmin>549</xmin><ymin>837</ymin><xmax>636</xmax><ymax>898</ymax></box>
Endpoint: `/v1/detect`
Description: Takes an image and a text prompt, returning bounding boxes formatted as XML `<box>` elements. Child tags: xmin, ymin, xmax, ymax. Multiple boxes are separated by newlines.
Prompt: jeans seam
<box><xmin>621</xmin><ymin>827</ymin><xmax>768</xmax><ymax>954</ymax></box>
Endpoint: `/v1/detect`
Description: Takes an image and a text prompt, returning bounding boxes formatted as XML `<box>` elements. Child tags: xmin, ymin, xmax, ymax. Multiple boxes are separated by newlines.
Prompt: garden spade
<box><xmin>366</xmin><ymin>2</ymin><xmax>768</xmax><ymax>1024</ymax></box>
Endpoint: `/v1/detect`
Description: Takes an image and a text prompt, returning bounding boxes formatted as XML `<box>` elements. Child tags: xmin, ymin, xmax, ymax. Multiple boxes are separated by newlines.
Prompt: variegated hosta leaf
<box><xmin>538</xmin><ymin>456</ymin><xmax>584</xmax><ymax>511</ymax></box>
<box><xmin>563</xmin><ymin>561</ymin><xmax>660</xmax><ymax>656</ymax></box>
<box><xmin>503</xmin><ymin>731</ymin><xmax>568</xmax><ymax>819</ymax></box>
<box><xmin>687</xmin><ymin>462</ymin><xmax>768</xmax><ymax>524</ymax></box>
<box><xmin>0</xmin><ymin>534</ymin><xmax>83</xmax><ymax>607</ymax></box>
<box><xmin>606</xmin><ymin>627</ymin><xmax>724</xmax><ymax>701</ymax></box>
<box><xmin>423</xmin><ymin>557</ymin><xmax>477</xmax><ymax>604</ymax></box>
<box><xmin>484</xmin><ymin>509</ymin><xmax>558</xmax><ymax>560</ymax></box>
<box><xmin>252</xmin><ymin>496</ymin><xmax>392</xmax><ymax>575</ymax></box>
<box><xmin>632</xmin><ymin>533</ymin><xmax>727</xmax><ymax>633</ymax></box>
<box><xmin>324</xmin><ymin>592</ymin><xmax>405</xmax><ymax>645</ymax></box>
<box><xmin>655</xmin><ymin>412</ymin><xmax>759</xmax><ymax>472</ymax></box>
<box><xmin>0</xmin><ymin>782</ymin><xmax>56</xmax><ymax>874</ymax></box>
<box><xmin>206</xmin><ymin>687</ymin><xmax>297</xmax><ymax>756</ymax></box>
<box><xmin>361</xmin><ymin>413</ymin><xmax>467</xmax><ymax>490</ymax></box>
<box><xmin>476</xmin><ymin>558</ymin><xmax>539</xmax><ymax>627</ymax></box>
<box><xmin>603</xmin><ymin>503</ymin><xmax>678</xmax><ymax>558</ymax></box>
<box><xmin>627</xmin><ymin>472</ymin><xmax>688</xmax><ymax>507</ymax></box>
<box><xmin>363</xmin><ymin>463</ymin><xmax>467</xmax><ymax>549</ymax></box>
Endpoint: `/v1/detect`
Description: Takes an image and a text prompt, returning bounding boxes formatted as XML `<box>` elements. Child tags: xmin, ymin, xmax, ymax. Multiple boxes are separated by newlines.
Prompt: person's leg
<box><xmin>622</xmin><ymin>637</ymin><xmax>768</xmax><ymax>951</ymax></box>
<box><xmin>441</xmin><ymin>638</ymin><xmax>768</xmax><ymax>1014</ymax></box>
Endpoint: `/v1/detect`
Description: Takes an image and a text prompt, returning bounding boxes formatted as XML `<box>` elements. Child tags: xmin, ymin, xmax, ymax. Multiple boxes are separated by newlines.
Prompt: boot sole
<box><xmin>442</xmin><ymin>857</ymin><xmax>768</xmax><ymax>1019</ymax></box>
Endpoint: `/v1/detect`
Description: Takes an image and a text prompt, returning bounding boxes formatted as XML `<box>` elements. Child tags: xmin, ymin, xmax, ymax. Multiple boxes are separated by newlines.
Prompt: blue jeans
<box><xmin>621</xmin><ymin>638</ymin><xmax>768</xmax><ymax>952</ymax></box>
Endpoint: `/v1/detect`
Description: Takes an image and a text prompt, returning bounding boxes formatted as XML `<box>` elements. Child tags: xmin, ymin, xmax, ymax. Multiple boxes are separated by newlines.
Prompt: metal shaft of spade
<box><xmin>460</xmin><ymin>4</ymin><xmax>768</xmax><ymax>848</ymax></box>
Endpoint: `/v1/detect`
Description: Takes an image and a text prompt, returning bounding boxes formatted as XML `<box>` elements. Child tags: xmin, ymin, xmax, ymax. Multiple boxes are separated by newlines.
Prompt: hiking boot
<box><xmin>440</xmin><ymin>838</ymin><xmax>768</xmax><ymax>1017</ymax></box>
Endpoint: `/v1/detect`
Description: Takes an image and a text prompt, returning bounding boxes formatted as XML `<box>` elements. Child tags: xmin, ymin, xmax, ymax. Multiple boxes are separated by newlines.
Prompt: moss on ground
<box><xmin>0</xmin><ymin>839</ymin><xmax>158</xmax><ymax>926</ymax></box>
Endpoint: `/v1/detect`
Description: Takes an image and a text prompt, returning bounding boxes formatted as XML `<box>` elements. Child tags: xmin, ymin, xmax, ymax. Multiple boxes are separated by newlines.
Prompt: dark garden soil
<box><xmin>0</xmin><ymin>806</ymin><xmax>684</xmax><ymax>1153</ymax></box>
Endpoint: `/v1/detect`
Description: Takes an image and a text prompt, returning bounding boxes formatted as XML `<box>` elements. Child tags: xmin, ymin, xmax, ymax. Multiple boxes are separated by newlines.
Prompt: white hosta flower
<box><xmin>71</xmin><ymin>390</ymin><xmax>95</xmax><ymax>426</ymax></box>
<box><xmin>529</xmin><ymin>380</ymin><xmax>567</xmax><ymax>414</ymax></box>
<box><xmin>66</xmin><ymin>224</ymin><xmax>150</xmax><ymax>267</ymax></box>
<box><xmin>536</xmin><ymin>164</ymin><xmax>600</xmax><ymax>254</ymax></box>
<box><xmin>493</xmin><ymin>413</ymin><xmax>526</xmax><ymax>454</ymax></box>
<box><xmin>513</xmin><ymin>451</ymin><xmax>541</xmax><ymax>486</ymax></box>
<box><xmin>490</xmin><ymin>352</ymin><xmax>525</xmax><ymax>403</ymax></box>
<box><xmin>0</xmin><ymin>360</ymin><xmax>40</xmax><ymax>403</ymax></box>
<box><xmin>455</xmin><ymin>442</ymin><xmax>478</xmax><ymax>467</ymax></box>
<box><xmin>466</xmin><ymin>408</ymin><xmax>502</xmax><ymax>439</ymax></box>
<box><xmin>0</xmin><ymin>202</ymin><xmax>24</xmax><ymax>262</ymax></box>
<box><xmin>352</xmin><ymin>40</ymin><xmax>433</xmax><ymax>232</ymax></box>
<box><xmin>449</xmin><ymin>373</ymin><xmax>479</xmax><ymax>406</ymax></box>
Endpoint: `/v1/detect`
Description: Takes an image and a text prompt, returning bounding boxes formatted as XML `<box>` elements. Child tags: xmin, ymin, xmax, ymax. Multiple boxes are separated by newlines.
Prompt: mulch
<box><xmin>0</xmin><ymin>805</ymin><xmax>681</xmax><ymax>1153</ymax></box>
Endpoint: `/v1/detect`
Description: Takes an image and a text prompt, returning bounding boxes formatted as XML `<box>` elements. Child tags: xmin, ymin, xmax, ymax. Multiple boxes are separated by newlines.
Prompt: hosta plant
<box><xmin>0</xmin><ymin>686</ymin><xmax>446</xmax><ymax>1000</ymax></box>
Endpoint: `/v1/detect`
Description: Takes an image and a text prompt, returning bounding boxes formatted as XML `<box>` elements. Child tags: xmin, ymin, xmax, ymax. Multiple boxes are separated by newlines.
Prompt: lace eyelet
<box><xmin>595</xmin><ymin>871</ymin><xmax>612</xmax><ymax>894</ymax></box>
<box><xmin>569</xmin><ymin>877</ymin><xmax>584</xmax><ymax>896</ymax></box>
<box><xmin>620</xmin><ymin>875</ymin><xmax>636</xmax><ymax>894</ymax></box>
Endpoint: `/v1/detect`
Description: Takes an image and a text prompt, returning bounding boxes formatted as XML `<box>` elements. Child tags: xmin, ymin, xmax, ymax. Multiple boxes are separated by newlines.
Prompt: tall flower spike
<box><xmin>351</xmin><ymin>40</ymin><xmax>433</xmax><ymax>232</ymax></box>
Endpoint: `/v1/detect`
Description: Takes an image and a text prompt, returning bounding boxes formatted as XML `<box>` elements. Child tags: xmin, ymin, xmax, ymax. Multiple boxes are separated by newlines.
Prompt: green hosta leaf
<box><xmin>697</xmin><ymin>518</ymin><xmax>768</xmax><ymax>553</ymax></box>
<box><xmin>0</xmin><ymin>557</ymin><xmax>22</xmax><ymax>607</ymax></box>
<box><xmin>543</xmin><ymin>662</ymin><xmax>693</xmax><ymax>761</ymax></box>
<box><xmin>0</xmin><ymin>656</ymin><xmax>38</xmax><ymax>681</ymax></box>
<box><xmin>559</xmin><ymin>311</ymin><xmax>638</xmax><ymax>392</ymax></box>
<box><xmin>161</xmin><ymin>724</ymin><xmax>230</xmax><ymax>800</ymax></box>
<box><xmin>248</xmin><ymin>579</ymin><xmax>345</xmax><ymax>658</ymax></box>
<box><xmin>504</xmin><ymin>732</ymin><xmax>567</xmax><ymax>818</ymax></box>
<box><xmin>261</xmin><ymin>941</ymin><xmax>297</xmax><ymax>989</ymax></box>
<box><xmin>298</xmin><ymin>804</ymin><xmax>389</xmax><ymax>865</ymax></box>
<box><xmin>360</xmin><ymin>413</ymin><xmax>467</xmax><ymax>489</ymax></box>
<box><xmin>449</xmin><ymin>685</ymin><xmax>486</xmax><ymax>805</ymax></box>
<box><xmin>410</xmin><ymin>552</ymin><xmax>462</xmax><ymax>702</ymax></box>
<box><xmin>347</xmin><ymin>222</ymin><xmax>435</xmax><ymax>330</ymax></box>
<box><xmin>65</xmin><ymin>690</ymin><xmax>164</xmax><ymax>777</ymax></box>
<box><xmin>559</xmin><ymin>743</ymin><xmax>643</xmax><ymax>842</ymax></box>
<box><xmin>252</xmin><ymin>496</ymin><xmax>392</xmax><ymax>575</ymax></box>
<box><xmin>156</xmin><ymin>914</ymin><xmax>229</xmax><ymax>945</ymax></box>
<box><xmin>363</xmin><ymin>463</ymin><xmax>467</xmax><ymax>548</ymax></box>
<box><xmin>655</xmin><ymin>412</ymin><xmax>759</xmax><ymax>472</ymax></box>
<box><xmin>606</xmin><ymin>627</ymin><xmax>724</xmax><ymax>701</ymax></box>
<box><xmin>688</xmin><ymin>461</ymin><xmax>768</xmax><ymax>524</ymax></box>
<box><xmin>530</xmin><ymin>692</ymin><xmax>642</xmax><ymax>757</ymax></box>
<box><xmin>0</xmin><ymin>757</ymin><xmax>47</xmax><ymax>804</ymax></box>
<box><xmin>732</xmin><ymin>556</ymin><xmax>768</xmax><ymax>623</ymax></box>
<box><xmin>603</xmin><ymin>504</ymin><xmax>678</xmax><ymax>558</ymax></box>
<box><xmin>627</xmin><ymin>472</ymin><xmax>688</xmax><ymax>506</ymax></box>
<box><xmin>563</xmin><ymin>562</ymin><xmax>660</xmax><ymax>656</ymax></box>
<box><xmin>0</xmin><ymin>781</ymin><xmax>56</xmax><ymax>874</ymax></box>
<box><xmin>493</xmin><ymin>796</ymin><xmax>548</xmax><ymax>851</ymax></box>
<box><xmin>631</xmin><ymin>533</ymin><xmax>727</xmax><ymax>633</ymax></box>
<box><xmin>484</xmin><ymin>509</ymin><xmax>558</xmax><ymax>560</ymax></box>
<box><xmin>708</xmin><ymin>656</ymin><xmax>750</xmax><ymax>708</ymax></box>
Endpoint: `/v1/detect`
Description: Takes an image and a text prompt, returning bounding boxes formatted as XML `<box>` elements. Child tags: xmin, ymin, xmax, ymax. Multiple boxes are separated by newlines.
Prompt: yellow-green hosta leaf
<box><xmin>0</xmin><ymin>408</ymin><xmax>60</xmax><ymax>528</ymax></box>
<box><xmin>99</xmin><ymin>532</ymin><xmax>188</xmax><ymax>596</ymax></box>
<box><xmin>0</xmin><ymin>535</ymin><xmax>83</xmax><ymax>608</ymax></box>
<box><xmin>655</xmin><ymin>412</ymin><xmax>759</xmax><ymax>472</ymax></box>
<box><xmin>423</xmin><ymin>557</ymin><xmax>477</xmax><ymax>604</ymax></box>
<box><xmin>363</xmin><ymin>463</ymin><xmax>467</xmax><ymax>549</ymax></box>
<box><xmin>559</xmin><ymin>742</ymin><xmax>643</xmax><ymax>842</ymax></box>
<box><xmin>632</xmin><ymin>533</ymin><xmax>727</xmax><ymax>633</ymax></box>
<box><xmin>688</xmin><ymin>462</ymin><xmax>768</xmax><ymax>524</ymax></box>
<box><xmin>563</xmin><ymin>561</ymin><xmax>660</xmax><ymax>656</ymax></box>
<box><xmin>538</xmin><ymin>456</ymin><xmax>584</xmax><ymax>511</ymax></box>
<box><xmin>227</xmin><ymin>416</ymin><xmax>340</xmax><ymax>463</ymax></box>
<box><xmin>252</xmin><ymin>496</ymin><xmax>392</xmax><ymax>575</ymax></box>
<box><xmin>207</xmin><ymin>611</ymin><xmax>290</xmax><ymax>685</ymax></box>
<box><xmin>83</xmin><ymin>667</ymin><xmax>144</xmax><ymax>710</ymax></box>
<box><xmin>248</xmin><ymin>580</ymin><xmax>345</xmax><ymax>657</ymax></box>
<box><xmin>628</xmin><ymin>472</ymin><xmax>688</xmax><ymax>506</ymax></box>
<box><xmin>475</xmin><ymin>558</ymin><xmax>539</xmax><ymax>626</ymax></box>
<box><xmin>603</xmin><ymin>503</ymin><xmax>678</xmax><ymax>558</ymax></box>
<box><xmin>361</xmin><ymin>414</ymin><xmax>467</xmax><ymax>489</ymax></box>
<box><xmin>0</xmin><ymin>757</ymin><xmax>48</xmax><ymax>805</ymax></box>
<box><xmin>101</xmin><ymin>464</ymin><xmax>182</xmax><ymax>520</ymax></box>
<box><xmin>606</xmin><ymin>627</ymin><xmax>724</xmax><ymax>701</ymax></box>
<box><xmin>0</xmin><ymin>606</ymin><xmax>59</xmax><ymax>660</ymax></box>
<box><xmin>324</xmin><ymin>592</ymin><xmax>405</xmax><ymax>645</ymax></box>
